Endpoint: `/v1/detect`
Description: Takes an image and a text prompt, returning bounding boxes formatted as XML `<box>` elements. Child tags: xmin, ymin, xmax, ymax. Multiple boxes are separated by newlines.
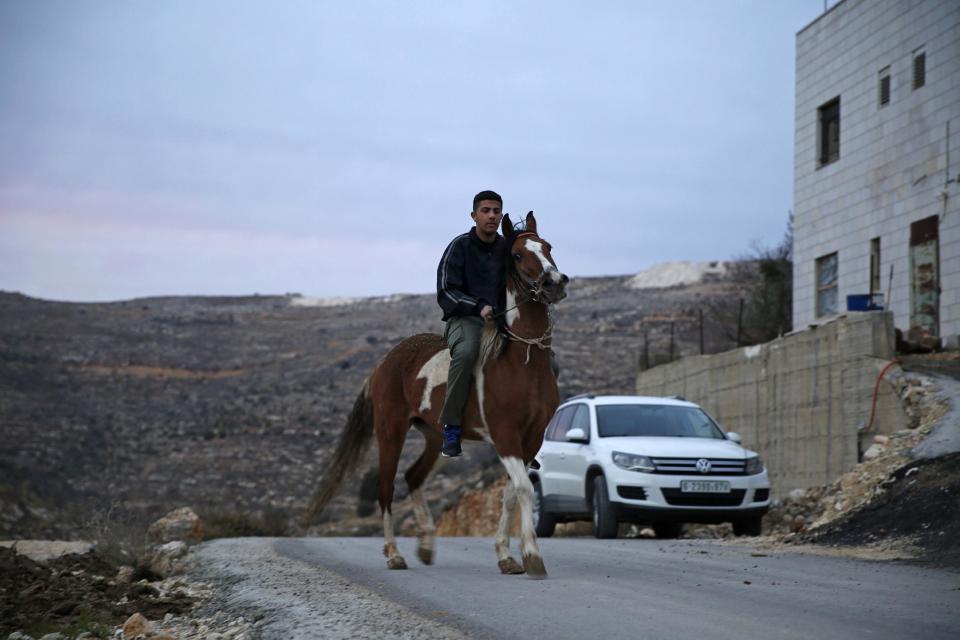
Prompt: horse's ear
<box><xmin>501</xmin><ymin>213</ymin><xmax>513</xmax><ymax>238</ymax></box>
<box><xmin>525</xmin><ymin>211</ymin><xmax>537</xmax><ymax>234</ymax></box>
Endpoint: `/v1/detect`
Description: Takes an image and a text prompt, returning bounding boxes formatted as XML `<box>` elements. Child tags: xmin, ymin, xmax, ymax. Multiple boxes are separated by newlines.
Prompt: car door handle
<box><xmin>559</xmin><ymin>452</ymin><xmax>566</xmax><ymax>460</ymax></box>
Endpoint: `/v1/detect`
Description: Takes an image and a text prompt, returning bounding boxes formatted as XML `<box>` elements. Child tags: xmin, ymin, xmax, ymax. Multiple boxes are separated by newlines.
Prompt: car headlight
<box><xmin>744</xmin><ymin>456</ymin><xmax>764</xmax><ymax>475</ymax></box>
<box><xmin>612</xmin><ymin>451</ymin><xmax>655</xmax><ymax>472</ymax></box>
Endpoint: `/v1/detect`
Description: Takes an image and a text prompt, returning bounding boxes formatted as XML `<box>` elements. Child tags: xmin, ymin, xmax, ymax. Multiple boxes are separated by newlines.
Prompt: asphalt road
<box><xmin>245</xmin><ymin>536</ymin><xmax>960</xmax><ymax>640</ymax></box>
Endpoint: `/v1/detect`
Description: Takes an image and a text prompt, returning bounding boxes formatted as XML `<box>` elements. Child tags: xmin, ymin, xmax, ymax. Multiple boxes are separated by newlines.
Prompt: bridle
<box><xmin>492</xmin><ymin>232</ymin><xmax>553</xmax><ymax>319</ymax></box>
<box><xmin>494</xmin><ymin>231</ymin><xmax>557</xmax><ymax>364</ymax></box>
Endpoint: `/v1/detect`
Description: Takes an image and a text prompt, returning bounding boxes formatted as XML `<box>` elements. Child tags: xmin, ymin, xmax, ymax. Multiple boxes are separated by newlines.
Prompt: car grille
<box><xmin>617</xmin><ymin>486</ymin><xmax>648</xmax><ymax>500</ymax></box>
<box><xmin>753</xmin><ymin>488</ymin><xmax>770</xmax><ymax>502</ymax></box>
<box><xmin>651</xmin><ymin>457</ymin><xmax>746</xmax><ymax>476</ymax></box>
<box><xmin>661</xmin><ymin>488</ymin><xmax>746</xmax><ymax>507</ymax></box>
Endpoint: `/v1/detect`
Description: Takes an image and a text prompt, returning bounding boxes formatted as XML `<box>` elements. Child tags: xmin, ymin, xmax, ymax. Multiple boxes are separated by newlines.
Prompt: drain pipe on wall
<box><xmin>941</xmin><ymin>120</ymin><xmax>956</xmax><ymax>222</ymax></box>
<box><xmin>885</xmin><ymin>263</ymin><xmax>894</xmax><ymax>314</ymax></box>
<box><xmin>862</xmin><ymin>359</ymin><xmax>903</xmax><ymax>435</ymax></box>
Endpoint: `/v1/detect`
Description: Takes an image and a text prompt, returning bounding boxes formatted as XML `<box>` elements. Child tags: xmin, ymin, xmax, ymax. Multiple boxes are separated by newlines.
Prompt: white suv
<box><xmin>530</xmin><ymin>395</ymin><xmax>771</xmax><ymax>538</ymax></box>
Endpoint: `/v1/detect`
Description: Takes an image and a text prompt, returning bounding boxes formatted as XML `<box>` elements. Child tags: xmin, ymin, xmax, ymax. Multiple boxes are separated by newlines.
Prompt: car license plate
<box><xmin>681</xmin><ymin>480</ymin><xmax>731</xmax><ymax>493</ymax></box>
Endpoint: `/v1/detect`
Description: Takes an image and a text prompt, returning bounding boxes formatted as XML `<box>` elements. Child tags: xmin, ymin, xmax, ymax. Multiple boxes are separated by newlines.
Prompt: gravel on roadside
<box><xmin>186</xmin><ymin>538</ymin><xmax>469</xmax><ymax>640</ymax></box>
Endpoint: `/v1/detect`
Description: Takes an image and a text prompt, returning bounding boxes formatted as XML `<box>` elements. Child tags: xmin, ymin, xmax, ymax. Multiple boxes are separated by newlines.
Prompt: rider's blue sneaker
<box><xmin>441</xmin><ymin>425</ymin><xmax>462</xmax><ymax>457</ymax></box>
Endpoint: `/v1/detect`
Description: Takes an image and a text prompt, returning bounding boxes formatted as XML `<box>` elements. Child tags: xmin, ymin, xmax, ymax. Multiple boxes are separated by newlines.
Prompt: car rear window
<box><xmin>595</xmin><ymin>404</ymin><xmax>725</xmax><ymax>439</ymax></box>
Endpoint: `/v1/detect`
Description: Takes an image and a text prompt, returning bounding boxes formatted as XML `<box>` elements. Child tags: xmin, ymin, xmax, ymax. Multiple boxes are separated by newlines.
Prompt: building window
<box><xmin>878</xmin><ymin>67</ymin><xmax>890</xmax><ymax>107</ymax></box>
<box><xmin>870</xmin><ymin>238</ymin><xmax>881</xmax><ymax>297</ymax></box>
<box><xmin>817</xmin><ymin>97</ymin><xmax>840</xmax><ymax>167</ymax></box>
<box><xmin>816</xmin><ymin>252</ymin><xmax>838</xmax><ymax>317</ymax></box>
<box><xmin>913</xmin><ymin>50</ymin><xmax>925</xmax><ymax>90</ymax></box>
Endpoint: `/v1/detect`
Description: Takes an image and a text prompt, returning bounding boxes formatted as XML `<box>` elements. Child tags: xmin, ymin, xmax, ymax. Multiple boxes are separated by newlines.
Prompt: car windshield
<box><xmin>595</xmin><ymin>404</ymin><xmax>726</xmax><ymax>439</ymax></box>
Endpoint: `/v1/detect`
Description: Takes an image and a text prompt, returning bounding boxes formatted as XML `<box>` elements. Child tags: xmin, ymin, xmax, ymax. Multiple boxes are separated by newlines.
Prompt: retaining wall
<box><xmin>635</xmin><ymin>312</ymin><xmax>905</xmax><ymax>497</ymax></box>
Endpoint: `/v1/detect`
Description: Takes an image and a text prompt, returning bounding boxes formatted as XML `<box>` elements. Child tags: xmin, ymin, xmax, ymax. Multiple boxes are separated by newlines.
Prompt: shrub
<box><xmin>203</xmin><ymin>507</ymin><xmax>289</xmax><ymax>539</ymax></box>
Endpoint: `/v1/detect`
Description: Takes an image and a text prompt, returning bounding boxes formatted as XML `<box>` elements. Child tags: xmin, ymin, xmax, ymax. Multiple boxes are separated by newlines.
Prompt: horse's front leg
<box><xmin>500</xmin><ymin>456</ymin><xmax>547</xmax><ymax>578</ymax></box>
<box><xmin>494</xmin><ymin>478</ymin><xmax>524</xmax><ymax>574</ymax></box>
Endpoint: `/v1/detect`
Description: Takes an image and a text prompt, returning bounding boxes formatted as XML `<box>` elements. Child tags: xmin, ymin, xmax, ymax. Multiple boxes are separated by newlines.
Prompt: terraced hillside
<box><xmin>0</xmin><ymin>270</ymin><xmax>744</xmax><ymax>537</ymax></box>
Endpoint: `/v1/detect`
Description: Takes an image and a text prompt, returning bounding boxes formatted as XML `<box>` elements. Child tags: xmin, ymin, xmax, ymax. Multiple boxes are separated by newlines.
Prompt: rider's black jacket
<box><xmin>436</xmin><ymin>228</ymin><xmax>505</xmax><ymax>321</ymax></box>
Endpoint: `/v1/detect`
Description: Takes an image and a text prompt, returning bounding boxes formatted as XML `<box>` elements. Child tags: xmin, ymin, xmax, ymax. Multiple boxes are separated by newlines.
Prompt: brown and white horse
<box><xmin>305</xmin><ymin>212</ymin><xmax>567</xmax><ymax>578</ymax></box>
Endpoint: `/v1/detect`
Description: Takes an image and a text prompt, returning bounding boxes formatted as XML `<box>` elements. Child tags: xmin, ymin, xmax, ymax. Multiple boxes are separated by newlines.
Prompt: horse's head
<box><xmin>502</xmin><ymin>211</ymin><xmax>568</xmax><ymax>304</ymax></box>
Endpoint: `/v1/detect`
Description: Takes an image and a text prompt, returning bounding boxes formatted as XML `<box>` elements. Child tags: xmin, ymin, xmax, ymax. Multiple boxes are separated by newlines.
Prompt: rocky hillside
<box><xmin>0</xmin><ymin>269</ymin><xmax>746</xmax><ymax>538</ymax></box>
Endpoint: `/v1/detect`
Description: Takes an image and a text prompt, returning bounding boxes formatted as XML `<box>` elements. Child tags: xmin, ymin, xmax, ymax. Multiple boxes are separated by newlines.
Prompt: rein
<box><xmin>490</xmin><ymin>279</ymin><xmax>542</xmax><ymax>320</ymax></box>
<box><xmin>504</xmin><ymin>316</ymin><xmax>554</xmax><ymax>365</ymax></box>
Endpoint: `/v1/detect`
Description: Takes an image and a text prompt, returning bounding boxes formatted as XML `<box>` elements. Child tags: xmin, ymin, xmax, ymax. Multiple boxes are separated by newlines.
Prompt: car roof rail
<box><xmin>666</xmin><ymin>394</ymin><xmax>687</xmax><ymax>401</ymax></box>
<box><xmin>565</xmin><ymin>393</ymin><xmax>595</xmax><ymax>401</ymax></box>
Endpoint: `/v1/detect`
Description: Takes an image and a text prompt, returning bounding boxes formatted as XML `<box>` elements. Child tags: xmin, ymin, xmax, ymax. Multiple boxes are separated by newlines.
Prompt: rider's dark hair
<box><xmin>472</xmin><ymin>190</ymin><xmax>502</xmax><ymax>211</ymax></box>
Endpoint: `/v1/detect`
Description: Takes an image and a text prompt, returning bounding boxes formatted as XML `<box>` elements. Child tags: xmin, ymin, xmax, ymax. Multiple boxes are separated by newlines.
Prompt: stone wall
<box><xmin>635</xmin><ymin>312</ymin><xmax>906</xmax><ymax>497</ymax></box>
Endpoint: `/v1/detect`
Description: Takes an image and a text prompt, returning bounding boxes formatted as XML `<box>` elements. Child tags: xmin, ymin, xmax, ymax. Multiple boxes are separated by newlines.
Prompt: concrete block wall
<box><xmin>635</xmin><ymin>312</ymin><xmax>905</xmax><ymax>497</ymax></box>
<box><xmin>793</xmin><ymin>0</ymin><xmax>960</xmax><ymax>341</ymax></box>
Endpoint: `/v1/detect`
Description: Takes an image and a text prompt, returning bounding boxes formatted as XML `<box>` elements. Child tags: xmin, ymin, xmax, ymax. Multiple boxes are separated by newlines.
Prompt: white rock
<box><xmin>0</xmin><ymin>540</ymin><xmax>95</xmax><ymax>563</ymax></box>
<box><xmin>157</xmin><ymin>540</ymin><xmax>188</xmax><ymax>557</ymax></box>
<box><xmin>627</xmin><ymin>261</ymin><xmax>729</xmax><ymax>289</ymax></box>
<box><xmin>289</xmin><ymin>293</ymin><xmax>406</xmax><ymax>307</ymax></box>
<box><xmin>143</xmin><ymin>540</ymin><xmax>189</xmax><ymax>577</ymax></box>
<box><xmin>147</xmin><ymin>507</ymin><xmax>204</xmax><ymax>544</ymax></box>
<box><xmin>863</xmin><ymin>443</ymin><xmax>885</xmax><ymax>460</ymax></box>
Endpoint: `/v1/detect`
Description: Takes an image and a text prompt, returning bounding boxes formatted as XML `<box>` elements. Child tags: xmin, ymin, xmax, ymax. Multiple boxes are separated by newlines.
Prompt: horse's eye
<box><xmin>513</xmin><ymin>253</ymin><xmax>522</xmax><ymax>261</ymax></box>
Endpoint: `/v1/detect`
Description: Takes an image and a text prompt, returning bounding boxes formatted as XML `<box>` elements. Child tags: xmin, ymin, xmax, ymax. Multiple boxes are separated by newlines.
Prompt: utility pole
<box><xmin>699</xmin><ymin>308</ymin><xmax>704</xmax><ymax>354</ymax></box>
<box><xmin>736</xmin><ymin>298</ymin><xmax>744</xmax><ymax>347</ymax></box>
<box><xmin>669</xmin><ymin>322</ymin><xmax>675</xmax><ymax>361</ymax></box>
<box><xmin>642</xmin><ymin>321</ymin><xmax>649</xmax><ymax>370</ymax></box>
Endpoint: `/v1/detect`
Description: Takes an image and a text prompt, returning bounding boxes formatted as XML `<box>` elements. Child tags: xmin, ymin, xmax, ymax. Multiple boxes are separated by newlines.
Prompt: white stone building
<box><xmin>792</xmin><ymin>0</ymin><xmax>960</xmax><ymax>345</ymax></box>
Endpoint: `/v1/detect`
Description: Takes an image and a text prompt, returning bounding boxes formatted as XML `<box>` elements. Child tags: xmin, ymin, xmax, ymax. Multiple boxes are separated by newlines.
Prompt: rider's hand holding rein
<box><xmin>480</xmin><ymin>305</ymin><xmax>494</xmax><ymax>322</ymax></box>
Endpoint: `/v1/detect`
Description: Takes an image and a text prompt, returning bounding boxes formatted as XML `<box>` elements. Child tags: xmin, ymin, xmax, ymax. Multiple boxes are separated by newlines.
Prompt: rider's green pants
<box><xmin>439</xmin><ymin>316</ymin><xmax>483</xmax><ymax>427</ymax></box>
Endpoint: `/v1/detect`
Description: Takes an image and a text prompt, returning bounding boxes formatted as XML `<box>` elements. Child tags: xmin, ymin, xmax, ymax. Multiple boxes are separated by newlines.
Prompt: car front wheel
<box><xmin>592</xmin><ymin>476</ymin><xmax>618</xmax><ymax>539</ymax></box>
<box><xmin>532</xmin><ymin>480</ymin><xmax>556</xmax><ymax>538</ymax></box>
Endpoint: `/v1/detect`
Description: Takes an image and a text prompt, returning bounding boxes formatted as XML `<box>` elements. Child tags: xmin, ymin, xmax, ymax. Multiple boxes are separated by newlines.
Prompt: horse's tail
<box><xmin>304</xmin><ymin>378</ymin><xmax>375</xmax><ymax>524</ymax></box>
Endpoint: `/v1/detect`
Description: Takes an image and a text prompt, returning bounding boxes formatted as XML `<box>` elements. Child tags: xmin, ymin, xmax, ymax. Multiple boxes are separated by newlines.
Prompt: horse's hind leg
<box><xmin>494</xmin><ymin>479</ymin><xmax>524</xmax><ymax>574</ymax></box>
<box><xmin>405</xmin><ymin>422</ymin><xmax>441</xmax><ymax>565</ymax></box>
<box><xmin>378</xmin><ymin>420</ymin><xmax>407</xmax><ymax>570</ymax></box>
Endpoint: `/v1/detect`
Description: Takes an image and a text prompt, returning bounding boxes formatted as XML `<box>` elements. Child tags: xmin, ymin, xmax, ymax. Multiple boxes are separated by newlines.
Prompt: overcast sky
<box><xmin>0</xmin><ymin>1</ymin><xmax>827</xmax><ymax>302</ymax></box>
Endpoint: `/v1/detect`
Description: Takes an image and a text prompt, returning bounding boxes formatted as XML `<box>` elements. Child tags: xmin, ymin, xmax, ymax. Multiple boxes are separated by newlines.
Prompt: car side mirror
<box><xmin>565</xmin><ymin>428</ymin><xmax>588</xmax><ymax>443</ymax></box>
<box><xmin>726</xmin><ymin>432</ymin><xmax>742</xmax><ymax>444</ymax></box>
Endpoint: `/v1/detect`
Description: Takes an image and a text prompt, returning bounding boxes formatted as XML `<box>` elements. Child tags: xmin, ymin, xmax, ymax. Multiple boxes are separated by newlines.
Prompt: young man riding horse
<box><xmin>435</xmin><ymin>190</ymin><xmax>506</xmax><ymax>457</ymax></box>
<box><xmin>307</xmin><ymin>197</ymin><xmax>568</xmax><ymax>577</ymax></box>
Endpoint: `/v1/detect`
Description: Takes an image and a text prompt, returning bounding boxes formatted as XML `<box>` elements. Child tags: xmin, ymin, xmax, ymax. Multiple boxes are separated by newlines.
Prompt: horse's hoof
<box><xmin>522</xmin><ymin>553</ymin><xmax>547</xmax><ymax>579</ymax></box>
<box><xmin>387</xmin><ymin>556</ymin><xmax>408</xmax><ymax>570</ymax></box>
<box><xmin>498</xmin><ymin>557</ymin><xmax>525</xmax><ymax>575</ymax></box>
<box><xmin>417</xmin><ymin>544</ymin><xmax>434</xmax><ymax>565</ymax></box>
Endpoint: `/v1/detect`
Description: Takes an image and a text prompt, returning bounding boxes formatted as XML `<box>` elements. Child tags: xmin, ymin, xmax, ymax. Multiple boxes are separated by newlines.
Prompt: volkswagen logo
<box><xmin>696</xmin><ymin>458</ymin><xmax>712</xmax><ymax>474</ymax></box>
